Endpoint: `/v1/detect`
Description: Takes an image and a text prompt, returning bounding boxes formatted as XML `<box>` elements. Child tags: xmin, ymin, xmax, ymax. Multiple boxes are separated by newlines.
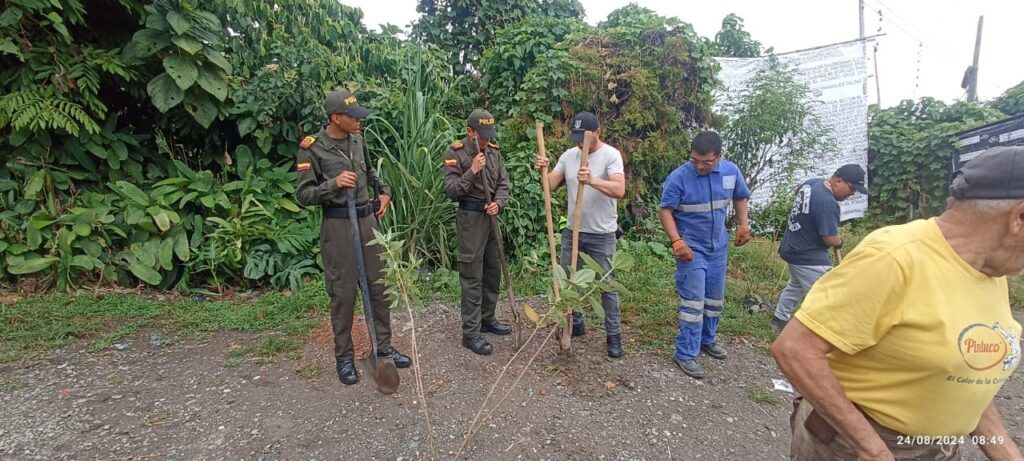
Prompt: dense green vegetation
<box><xmin>1</xmin><ymin>0</ymin><xmax>1022</xmax><ymax>300</ymax></box>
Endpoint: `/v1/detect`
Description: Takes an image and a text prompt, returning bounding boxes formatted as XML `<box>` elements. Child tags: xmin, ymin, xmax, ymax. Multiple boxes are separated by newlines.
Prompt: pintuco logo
<box><xmin>957</xmin><ymin>323</ymin><xmax>1020</xmax><ymax>372</ymax></box>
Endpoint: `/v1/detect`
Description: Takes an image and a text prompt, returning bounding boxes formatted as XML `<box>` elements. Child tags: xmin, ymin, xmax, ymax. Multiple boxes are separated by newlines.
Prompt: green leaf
<box><xmin>174</xmin><ymin>232</ymin><xmax>190</xmax><ymax>261</ymax></box>
<box><xmin>26</xmin><ymin>225</ymin><xmax>41</xmax><ymax>249</ymax></box>
<box><xmin>171</xmin><ymin>35</ymin><xmax>203</xmax><ymax>54</ymax></box>
<box><xmin>29</xmin><ymin>213</ymin><xmax>56</xmax><ymax>230</ymax></box>
<box><xmin>0</xmin><ymin>7</ymin><xmax>23</xmax><ymax>28</ymax></box>
<box><xmin>148</xmin><ymin>206</ymin><xmax>171</xmax><ymax>232</ymax></box>
<box><xmin>197</xmin><ymin>67</ymin><xmax>227</xmax><ymax>101</ymax></box>
<box><xmin>71</xmin><ymin>255</ymin><xmax>94</xmax><ymax>270</ymax></box>
<box><xmin>129</xmin><ymin>260</ymin><xmax>162</xmax><ymax>285</ymax></box>
<box><xmin>147</xmin><ymin>73</ymin><xmax>184</xmax><ymax>113</ymax></box>
<box><xmin>552</xmin><ymin>263</ymin><xmax>567</xmax><ymax>281</ymax></box>
<box><xmin>184</xmin><ymin>92</ymin><xmax>217</xmax><ymax>128</ymax></box>
<box><xmin>590</xmin><ymin>297</ymin><xmax>605</xmax><ymax>320</ymax></box>
<box><xmin>9</xmin><ymin>256</ymin><xmax>59</xmax><ymax>275</ymax></box>
<box><xmin>278</xmin><ymin>198</ymin><xmax>300</xmax><ymax>213</ymax></box>
<box><xmin>235</xmin><ymin>145</ymin><xmax>253</xmax><ymax>178</ymax></box>
<box><xmin>73</xmin><ymin>222</ymin><xmax>91</xmax><ymax>236</ymax></box>
<box><xmin>0</xmin><ymin>39</ymin><xmax>19</xmax><ymax>57</ymax></box>
<box><xmin>24</xmin><ymin>170</ymin><xmax>44</xmax><ymax>199</ymax></box>
<box><xmin>203</xmin><ymin>48</ymin><xmax>232</xmax><ymax>74</ymax></box>
<box><xmin>580</xmin><ymin>253</ymin><xmax>604</xmax><ymax>276</ymax></box>
<box><xmin>612</xmin><ymin>251</ymin><xmax>636</xmax><ymax>270</ymax></box>
<box><xmin>154</xmin><ymin>177</ymin><xmax>190</xmax><ymax>187</ymax></box>
<box><xmin>159</xmin><ymin>238</ymin><xmax>174</xmax><ymax>270</ymax></box>
<box><xmin>164</xmin><ymin>54</ymin><xmax>198</xmax><ymax>90</ymax></box>
<box><xmin>124</xmin><ymin>28</ymin><xmax>170</xmax><ymax>60</ymax></box>
<box><xmin>115</xmin><ymin>181</ymin><xmax>150</xmax><ymax>206</ymax></box>
<box><xmin>111</xmin><ymin>141</ymin><xmax>128</xmax><ymax>161</ymax></box>
<box><xmin>571</xmin><ymin>268</ymin><xmax>596</xmax><ymax>286</ymax></box>
<box><xmin>80</xmin><ymin>240</ymin><xmax>102</xmax><ymax>258</ymax></box>
<box><xmin>166</xmin><ymin>11</ymin><xmax>190</xmax><ymax>34</ymax></box>
<box><xmin>237</xmin><ymin>117</ymin><xmax>256</xmax><ymax>137</ymax></box>
<box><xmin>125</xmin><ymin>206</ymin><xmax>144</xmax><ymax>225</ymax></box>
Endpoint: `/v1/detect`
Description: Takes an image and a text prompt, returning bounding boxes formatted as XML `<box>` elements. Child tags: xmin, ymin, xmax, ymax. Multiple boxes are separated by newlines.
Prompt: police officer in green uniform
<box><xmin>295</xmin><ymin>90</ymin><xmax>411</xmax><ymax>385</ymax></box>
<box><xmin>443</xmin><ymin>109</ymin><xmax>513</xmax><ymax>355</ymax></box>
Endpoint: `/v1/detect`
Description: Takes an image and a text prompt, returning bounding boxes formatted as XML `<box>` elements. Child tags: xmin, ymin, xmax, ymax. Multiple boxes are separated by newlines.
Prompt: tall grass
<box><xmin>365</xmin><ymin>60</ymin><xmax>461</xmax><ymax>268</ymax></box>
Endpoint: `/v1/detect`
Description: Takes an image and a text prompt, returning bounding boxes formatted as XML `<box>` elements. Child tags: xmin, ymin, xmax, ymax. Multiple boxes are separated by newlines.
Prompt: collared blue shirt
<box><xmin>659</xmin><ymin>159</ymin><xmax>751</xmax><ymax>255</ymax></box>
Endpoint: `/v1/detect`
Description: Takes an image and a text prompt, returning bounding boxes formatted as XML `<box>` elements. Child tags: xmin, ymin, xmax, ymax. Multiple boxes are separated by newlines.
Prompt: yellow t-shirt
<box><xmin>795</xmin><ymin>218</ymin><xmax>1022</xmax><ymax>436</ymax></box>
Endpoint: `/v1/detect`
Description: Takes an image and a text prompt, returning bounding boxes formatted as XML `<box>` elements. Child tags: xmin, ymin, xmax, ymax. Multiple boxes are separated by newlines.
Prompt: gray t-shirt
<box><xmin>553</xmin><ymin>143</ymin><xmax>624</xmax><ymax>234</ymax></box>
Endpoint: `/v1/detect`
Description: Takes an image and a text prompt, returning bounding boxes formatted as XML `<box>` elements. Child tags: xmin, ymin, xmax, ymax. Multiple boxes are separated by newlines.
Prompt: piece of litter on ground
<box><xmin>113</xmin><ymin>343</ymin><xmax>130</xmax><ymax>350</ymax></box>
<box><xmin>772</xmin><ymin>378</ymin><xmax>794</xmax><ymax>393</ymax></box>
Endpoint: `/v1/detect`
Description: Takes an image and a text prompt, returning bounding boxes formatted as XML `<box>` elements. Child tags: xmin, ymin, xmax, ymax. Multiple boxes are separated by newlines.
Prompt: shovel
<box><xmin>469</xmin><ymin>136</ymin><xmax>524</xmax><ymax>348</ymax></box>
<box><xmin>346</xmin><ymin>186</ymin><xmax>399</xmax><ymax>394</ymax></box>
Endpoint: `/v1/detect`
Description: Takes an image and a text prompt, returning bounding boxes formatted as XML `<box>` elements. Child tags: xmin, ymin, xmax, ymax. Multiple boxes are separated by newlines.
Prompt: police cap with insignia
<box><xmin>468</xmin><ymin>109</ymin><xmax>498</xmax><ymax>139</ymax></box>
<box><xmin>324</xmin><ymin>89</ymin><xmax>371</xmax><ymax>119</ymax></box>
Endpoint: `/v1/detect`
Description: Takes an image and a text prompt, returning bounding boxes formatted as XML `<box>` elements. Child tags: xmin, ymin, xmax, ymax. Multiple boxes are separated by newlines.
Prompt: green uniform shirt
<box><xmin>442</xmin><ymin>137</ymin><xmax>509</xmax><ymax>208</ymax></box>
<box><xmin>295</xmin><ymin>127</ymin><xmax>390</xmax><ymax>207</ymax></box>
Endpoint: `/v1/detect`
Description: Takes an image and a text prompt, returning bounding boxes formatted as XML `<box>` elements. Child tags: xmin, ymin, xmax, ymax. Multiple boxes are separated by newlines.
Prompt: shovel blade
<box><xmin>361</xmin><ymin>355</ymin><xmax>400</xmax><ymax>395</ymax></box>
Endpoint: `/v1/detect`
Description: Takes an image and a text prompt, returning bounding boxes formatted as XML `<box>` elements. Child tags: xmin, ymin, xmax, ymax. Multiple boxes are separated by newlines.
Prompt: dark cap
<box><xmin>468</xmin><ymin>109</ymin><xmax>497</xmax><ymax>139</ymax></box>
<box><xmin>569</xmin><ymin>112</ymin><xmax>599</xmax><ymax>144</ymax></box>
<box><xmin>950</xmin><ymin>146</ymin><xmax>1024</xmax><ymax>199</ymax></box>
<box><xmin>833</xmin><ymin>164</ymin><xmax>869</xmax><ymax>195</ymax></box>
<box><xmin>324</xmin><ymin>90</ymin><xmax>371</xmax><ymax>119</ymax></box>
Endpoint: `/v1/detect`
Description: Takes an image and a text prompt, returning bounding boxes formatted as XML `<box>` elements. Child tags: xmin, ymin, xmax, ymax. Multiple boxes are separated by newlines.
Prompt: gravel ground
<box><xmin>1</xmin><ymin>303</ymin><xmax>1021</xmax><ymax>460</ymax></box>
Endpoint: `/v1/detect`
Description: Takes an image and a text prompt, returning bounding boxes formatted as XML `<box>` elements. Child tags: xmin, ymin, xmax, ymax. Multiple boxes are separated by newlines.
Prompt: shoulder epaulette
<box><xmin>299</xmin><ymin>135</ymin><xmax>317</xmax><ymax>149</ymax></box>
<box><xmin>451</xmin><ymin>140</ymin><xmax>464</xmax><ymax>149</ymax></box>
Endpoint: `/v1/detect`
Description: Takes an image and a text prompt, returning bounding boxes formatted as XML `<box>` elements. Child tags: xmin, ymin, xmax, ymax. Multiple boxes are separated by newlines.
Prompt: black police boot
<box><xmin>336</xmin><ymin>357</ymin><xmax>359</xmax><ymax>385</ymax></box>
<box><xmin>481</xmin><ymin>320</ymin><xmax>513</xmax><ymax>336</ymax></box>
<box><xmin>607</xmin><ymin>334</ymin><xmax>624</xmax><ymax>358</ymax></box>
<box><xmin>571</xmin><ymin>311</ymin><xmax>586</xmax><ymax>337</ymax></box>
<box><xmin>461</xmin><ymin>336</ymin><xmax>493</xmax><ymax>356</ymax></box>
<box><xmin>378</xmin><ymin>346</ymin><xmax>411</xmax><ymax>369</ymax></box>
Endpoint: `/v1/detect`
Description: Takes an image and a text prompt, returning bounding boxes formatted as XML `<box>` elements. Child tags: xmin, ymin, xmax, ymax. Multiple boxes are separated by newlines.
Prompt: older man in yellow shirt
<box><xmin>772</xmin><ymin>146</ymin><xmax>1023</xmax><ymax>461</ymax></box>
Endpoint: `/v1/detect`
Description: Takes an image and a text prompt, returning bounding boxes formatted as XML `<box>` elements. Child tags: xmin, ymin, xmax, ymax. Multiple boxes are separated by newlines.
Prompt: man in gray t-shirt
<box><xmin>535</xmin><ymin>112</ymin><xmax>627</xmax><ymax>358</ymax></box>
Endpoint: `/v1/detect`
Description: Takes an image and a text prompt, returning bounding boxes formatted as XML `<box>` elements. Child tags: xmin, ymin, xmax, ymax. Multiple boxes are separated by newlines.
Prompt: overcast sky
<box><xmin>345</xmin><ymin>0</ymin><xmax>1023</xmax><ymax>109</ymax></box>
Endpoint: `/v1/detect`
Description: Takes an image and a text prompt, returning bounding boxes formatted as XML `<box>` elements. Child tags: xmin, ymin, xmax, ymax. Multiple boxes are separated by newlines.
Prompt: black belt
<box><xmin>459</xmin><ymin>201</ymin><xmax>486</xmax><ymax>212</ymax></box>
<box><xmin>324</xmin><ymin>202</ymin><xmax>378</xmax><ymax>219</ymax></box>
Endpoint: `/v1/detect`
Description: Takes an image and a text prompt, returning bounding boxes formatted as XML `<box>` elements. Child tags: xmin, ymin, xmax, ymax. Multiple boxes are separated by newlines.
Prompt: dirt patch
<box><xmin>0</xmin><ymin>303</ymin><xmax>1020</xmax><ymax>460</ymax></box>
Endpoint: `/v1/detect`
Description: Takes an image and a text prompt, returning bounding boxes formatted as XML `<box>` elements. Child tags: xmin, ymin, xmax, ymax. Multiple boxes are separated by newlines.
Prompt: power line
<box><xmin>863</xmin><ymin>0</ymin><xmax>934</xmax><ymax>42</ymax></box>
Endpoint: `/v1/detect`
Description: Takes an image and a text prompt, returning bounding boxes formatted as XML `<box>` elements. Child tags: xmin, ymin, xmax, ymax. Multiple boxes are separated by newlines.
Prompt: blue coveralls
<box><xmin>659</xmin><ymin>160</ymin><xmax>750</xmax><ymax>361</ymax></box>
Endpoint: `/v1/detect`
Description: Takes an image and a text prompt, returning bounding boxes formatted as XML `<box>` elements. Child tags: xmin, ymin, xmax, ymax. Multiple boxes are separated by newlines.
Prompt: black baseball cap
<box><xmin>324</xmin><ymin>90</ymin><xmax>371</xmax><ymax>119</ymax></box>
<box><xmin>834</xmin><ymin>164</ymin><xmax>868</xmax><ymax>195</ymax></box>
<box><xmin>468</xmin><ymin>109</ymin><xmax>498</xmax><ymax>139</ymax></box>
<box><xmin>569</xmin><ymin>112</ymin><xmax>599</xmax><ymax>144</ymax></box>
<box><xmin>950</xmin><ymin>146</ymin><xmax>1024</xmax><ymax>199</ymax></box>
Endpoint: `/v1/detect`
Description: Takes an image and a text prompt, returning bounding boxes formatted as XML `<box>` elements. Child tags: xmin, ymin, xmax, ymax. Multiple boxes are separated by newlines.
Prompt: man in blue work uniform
<box><xmin>659</xmin><ymin>131</ymin><xmax>752</xmax><ymax>379</ymax></box>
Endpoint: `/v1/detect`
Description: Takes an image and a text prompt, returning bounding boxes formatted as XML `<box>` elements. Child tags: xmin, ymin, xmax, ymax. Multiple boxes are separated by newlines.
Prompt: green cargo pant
<box><xmin>320</xmin><ymin>214</ymin><xmax>392</xmax><ymax>360</ymax></box>
<box><xmin>456</xmin><ymin>208</ymin><xmax>501</xmax><ymax>338</ymax></box>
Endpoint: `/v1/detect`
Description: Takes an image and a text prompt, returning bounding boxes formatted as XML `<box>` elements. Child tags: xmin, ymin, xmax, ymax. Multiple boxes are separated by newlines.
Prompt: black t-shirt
<box><xmin>778</xmin><ymin>178</ymin><xmax>839</xmax><ymax>266</ymax></box>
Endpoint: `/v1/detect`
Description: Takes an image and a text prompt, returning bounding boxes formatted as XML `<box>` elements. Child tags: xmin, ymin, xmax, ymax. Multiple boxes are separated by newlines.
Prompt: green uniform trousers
<box><xmin>456</xmin><ymin>208</ymin><xmax>501</xmax><ymax>338</ymax></box>
<box><xmin>320</xmin><ymin>214</ymin><xmax>392</xmax><ymax>360</ymax></box>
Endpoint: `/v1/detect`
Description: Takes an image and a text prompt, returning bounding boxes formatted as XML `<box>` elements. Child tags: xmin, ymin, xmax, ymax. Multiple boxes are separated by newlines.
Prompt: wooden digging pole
<box><xmin>535</xmin><ymin>122</ymin><xmax>566</xmax><ymax>349</ymax></box>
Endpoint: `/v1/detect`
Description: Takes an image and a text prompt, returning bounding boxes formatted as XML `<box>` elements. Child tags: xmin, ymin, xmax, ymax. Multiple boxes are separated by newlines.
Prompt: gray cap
<box><xmin>951</xmin><ymin>146</ymin><xmax>1024</xmax><ymax>199</ymax></box>
<box><xmin>468</xmin><ymin>109</ymin><xmax>497</xmax><ymax>139</ymax></box>
<box><xmin>324</xmin><ymin>90</ymin><xmax>371</xmax><ymax>119</ymax></box>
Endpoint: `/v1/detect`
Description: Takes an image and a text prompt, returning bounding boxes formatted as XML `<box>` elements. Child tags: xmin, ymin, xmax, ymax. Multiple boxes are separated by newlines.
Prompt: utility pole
<box><xmin>859</xmin><ymin>0</ymin><xmax>865</xmax><ymax>39</ymax></box>
<box><xmin>967</xmin><ymin>15</ymin><xmax>984</xmax><ymax>102</ymax></box>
